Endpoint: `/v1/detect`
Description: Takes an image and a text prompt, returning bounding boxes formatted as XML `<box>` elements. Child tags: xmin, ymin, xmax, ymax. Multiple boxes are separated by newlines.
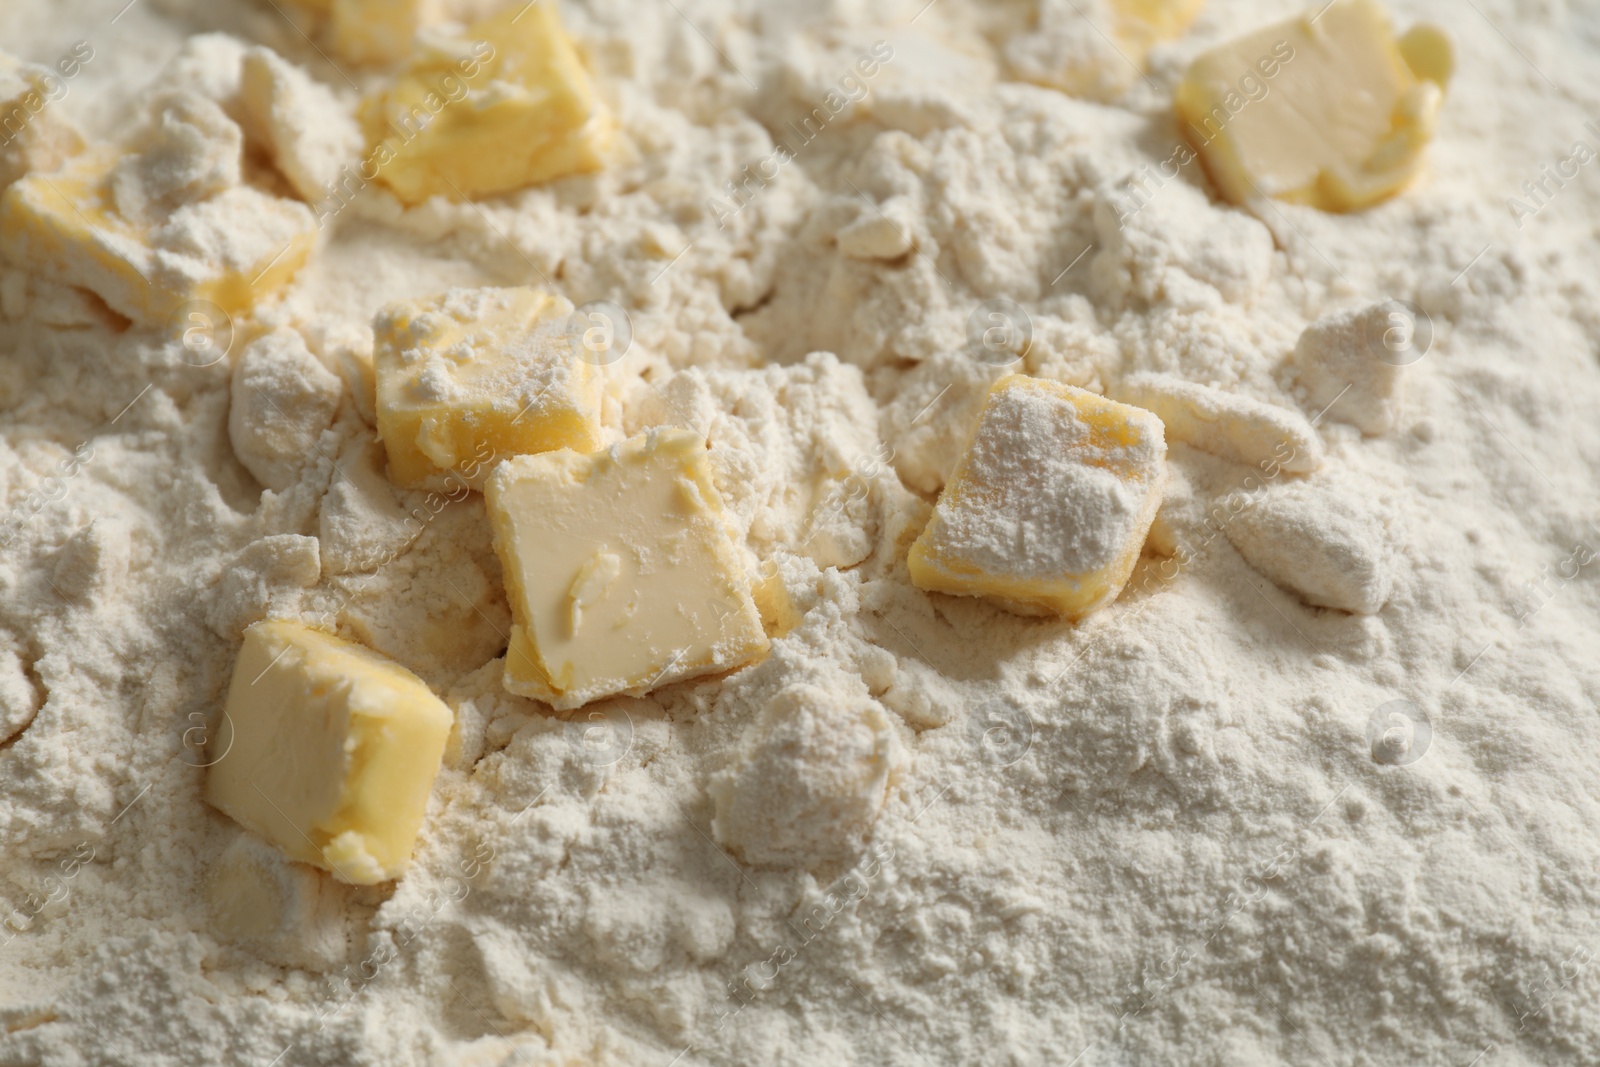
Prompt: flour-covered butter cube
<box><xmin>0</xmin><ymin>93</ymin><xmax>315</xmax><ymax>326</ymax></box>
<box><xmin>1176</xmin><ymin>0</ymin><xmax>1451</xmax><ymax>212</ymax></box>
<box><xmin>908</xmin><ymin>375</ymin><xmax>1167</xmax><ymax>620</ymax></box>
<box><xmin>486</xmin><ymin>429</ymin><xmax>769</xmax><ymax>710</ymax></box>
<box><xmin>205</xmin><ymin>620</ymin><xmax>453</xmax><ymax>886</ymax></box>
<box><xmin>374</xmin><ymin>286</ymin><xmax>602</xmax><ymax>489</ymax></box>
<box><xmin>360</xmin><ymin>1</ymin><xmax>611</xmax><ymax>203</ymax></box>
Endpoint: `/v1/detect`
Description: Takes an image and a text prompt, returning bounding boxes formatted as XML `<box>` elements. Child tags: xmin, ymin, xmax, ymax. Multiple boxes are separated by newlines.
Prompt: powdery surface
<box><xmin>0</xmin><ymin>1</ymin><xmax>1596</xmax><ymax>1066</ymax></box>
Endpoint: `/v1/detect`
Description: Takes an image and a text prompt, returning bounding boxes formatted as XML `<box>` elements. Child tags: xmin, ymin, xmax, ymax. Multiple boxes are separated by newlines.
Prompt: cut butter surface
<box><xmin>360</xmin><ymin>1</ymin><xmax>612</xmax><ymax>203</ymax></box>
<box><xmin>909</xmin><ymin>375</ymin><xmax>1167</xmax><ymax>621</ymax></box>
<box><xmin>486</xmin><ymin>429</ymin><xmax>769</xmax><ymax>710</ymax></box>
<box><xmin>374</xmin><ymin>286</ymin><xmax>602</xmax><ymax>489</ymax></box>
<box><xmin>1176</xmin><ymin>0</ymin><xmax>1452</xmax><ymax>211</ymax></box>
<box><xmin>205</xmin><ymin>620</ymin><xmax>453</xmax><ymax>886</ymax></box>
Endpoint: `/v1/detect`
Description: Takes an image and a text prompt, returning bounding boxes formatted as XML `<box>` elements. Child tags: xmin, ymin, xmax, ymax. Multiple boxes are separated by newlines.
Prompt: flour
<box><xmin>1</xmin><ymin>0</ymin><xmax>1599</xmax><ymax>1065</ymax></box>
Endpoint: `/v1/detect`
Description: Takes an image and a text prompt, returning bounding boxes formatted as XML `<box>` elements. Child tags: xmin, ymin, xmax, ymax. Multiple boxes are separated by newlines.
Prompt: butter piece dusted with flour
<box><xmin>374</xmin><ymin>286</ymin><xmax>603</xmax><ymax>489</ymax></box>
<box><xmin>486</xmin><ymin>429</ymin><xmax>769</xmax><ymax>710</ymax></box>
<box><xmin>1112</xmin><ymin>372</ymin><xmax>1322</xmax><ymax>473</ymax></box>
<box><xmin>0</xmin><ymin>51</ymin><xmax>86</xmax><ymax>190</ymax></box>
<box><xmin>205</xmin><ymin>620</ymin><xmax>453</xmax><ymax>886</ymax></box>
<box><xmin>283</xmin><ymin>0</ymin><xmax>507</xmax><ymax>65</ymax></box>
<box><xmin>360</xmin><ymin>1</ymin><xmax>612</xmax><ymax>203</ymax></box>
<box><xmin>909</xmin><ymin>375</ymin><xmax>1166</xmax><ymax>620</ymax></box>
<box><xmin>1176</xmin><ymin>0</ymin><xmax>1451</xmax><ymax>212</ymax></box>
<box><xmin>0</xmin><ymin>93</ymin><xmax>315</xmax><ymax>326</ymax></box>
<box><xmin>1007</xmin><ymin>0</ymin><xmax>1206</xmax><ymax>102</ymax></box>
<box><xmin>238</xmin><ymin>46</ymin><xmax>363</xmax><ymax>203</ymax></box>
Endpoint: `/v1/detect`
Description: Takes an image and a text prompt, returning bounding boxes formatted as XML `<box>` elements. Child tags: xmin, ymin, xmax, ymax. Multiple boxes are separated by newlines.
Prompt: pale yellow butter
<box><xmin>486</xmin><ymin>429</ymin><xmax>769</xmax><ymax>710</ymax></box>
<box><xmin>908</xmin><ymin>375</ymin><xmax>1167</xmax><ymax>621</ymax></box>
<box><xmin>373</xmin><ymin>286</ymin><xmax>603</xmax><ymax>490</ymax></box>
<box><xmin>1176</xmin><ymin>0</ymin><xmax>1452</xmax><ymax>211</ymax></box>
<box><xmin>205</xmin><ymin>620</ymin><xmax>453</xmax><ymax>886</ymax></box>
<box><xmin>360</xmin><ymin>1</ymin><xmax>612</xmax><ymax>203</ymax></box>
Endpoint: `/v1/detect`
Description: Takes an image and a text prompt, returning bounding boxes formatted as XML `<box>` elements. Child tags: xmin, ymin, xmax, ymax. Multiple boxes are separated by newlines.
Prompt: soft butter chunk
<box><xmin>1291</xmin><ymin>300</ymin><xmax>1411</xmax><ymax>434</ymax></box>
<box><xmin>0</xmin><ymin>93</ymin><xmax>316</xmax><ymax>326</ymax></box>
<box><xmin>228</xmin><ymin>328</ymin><xmax>343</xmax><ymax>492</ymax></box>
<box><xmin>359</xmin><ymin>1</ymin><xmax>612</xmax><ymax>203</ymax></box>
<box><xmin>205</xmin><ymin>620</ymin><xmax>453</xmax><ymax>885</ymax></box>
<box><xmin>238</xmin><ymin>46</ymin><xmax>363</xmax><ymax>203</ymax></box>
<box><xmin>1176</xmin><ymin>0</ymin><xmax>1451</xmax><ymax>211</ymax></box>
<box><xmin>374</xmin><ymin>286</ymin><xmax>602</xmax><ymax>489</ymax></box>
<box><xmin>908</xmin><ymin>375</ymin><xmax>1167</xmax><ymax>620</ymax></box>
<box><xmin>1225</xmin><ymin>478</ymin><xmax>1393</xmax><ymax>613</ymax></box>
<box><xmin>486</xmin><ymin>429</ymin><xmax>769</xmax><ymax>710</ymax></box>
<box><xmin>1113</xmin><ymin>373</ymin><xmax>1322</xmax><ymax>473</ymax></box>
<box><xmin>0</xmin><ymin>51</ymin><xmax>86</xmax><ymax>190</ymax></box>
<box><xmin>208</xmin><ymin>833</ymin><xmax>348</xmax><ymax>970</ymax></box>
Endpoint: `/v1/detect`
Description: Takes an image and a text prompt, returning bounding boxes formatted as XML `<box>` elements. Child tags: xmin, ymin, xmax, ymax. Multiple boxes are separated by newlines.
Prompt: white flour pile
<box><xmin>1</xmin><ymin>0</ymin><xmax>1599</xmax><ymax>1065</ymax></box>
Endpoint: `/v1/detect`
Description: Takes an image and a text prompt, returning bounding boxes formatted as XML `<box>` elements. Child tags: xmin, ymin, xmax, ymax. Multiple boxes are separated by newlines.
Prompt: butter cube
<box><xmin>0</xmin><ymin>94</ymin><xmax>316</xmax><ymax>326</ymax></box>
<box><xmin>0</xmin><ymin>52</ymin><xmax>85</xmax><ymax>189</ymax></box>
<box><xmin>374</xmin><ymin>286</ymin><xmax>603</xmax><ymax>489</ymax></box>
<box><xmin>908</xmin><ymin>375</ymin><xmax>1166</xmax><ymax>620</ymax></box>
<box><xmin>1176</xmin><ymin>0</ymin><xmax>1452</xmax><ymax>212</ymax></box>
<box><xmin>205</xmin><ymin>620</ymin><xmax>453</xmax><ymax>885</ymax></box>
<box><xmin>360</xmin><ymin>1</ymin><xmax>611</xmax><ymax>203</ymax></box>
<box><xmin>486</xmin><ymin>429</ymin><xmax>769</xmax><ymax>710</ymax></box>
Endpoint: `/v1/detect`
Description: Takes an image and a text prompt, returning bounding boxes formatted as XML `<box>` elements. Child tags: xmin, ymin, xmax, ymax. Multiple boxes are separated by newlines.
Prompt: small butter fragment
<box><xmin>0</xmin><ymin>93</ymin><xmax>316</xmax><ymax>326</ymax></box>
<box><xmin>0</xmin><ymin>52</ymin><xmax>85</xmax><ymax>189</ymax></box>
<box><xmin>360</xmin><ymin>1</ymin><xmax>612</xmax><ymax>203</ymax></box>
<box><xmin>374</xmin><ymin>286</ymin><xmax>602</xmax><ymax>489</ymax></box>
<box><xmin>1176</xmin><ymin>0</ymin><xmax>1451</xmax><ymax>211</ymax></box>
<box><xmin>908</xmin><ymin>375</ymin><xmax>1167</xmax><ymax>620</ymax></box>
<box><xmin>1007</xmin><ymin>0</ymin><xmax>1206</xmax><ymax>102</ymax></box>
<box><xmin>205</xmin><ymin>620</ymin><xmax>453</xmax><ymax>885</ymax></box>
<box><xmin>238</xmin><ymin>46</ymin><xmax>364</xmax><ymax>203</ymax></box>
<box><xmin>1112</xmin><ymin>373</ymin><xmax>1322</xmax><ymax>473</ymax></box>
<box><xmin>486</xmin><ymin>429</ymin><xmax>769</xmax><ymax>710</ymax></box>
<box><xmin>208</xmin><ymin>833</ymin><xmax>348</xmax><ymax>970</ymax></box>
<box><xmin>283</xmin><ymin>0</ymin><xmax>506</xmax><ymax>66</ymax></box>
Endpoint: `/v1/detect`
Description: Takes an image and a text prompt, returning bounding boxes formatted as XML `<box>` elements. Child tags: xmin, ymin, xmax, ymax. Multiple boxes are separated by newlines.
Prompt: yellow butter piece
<box><xmin>1176</xmin><ymin>0</ymin><xmax>1450</xmax><ymax>212</ymax></box>
<box><xmin>0</xmin><ymin>52</ymin><xmax>85</xmax><ymax>190</ymax></box>
<box><xmin>486</xmin><ymin>429</ymin><xmax>769</xmax><ymax>710</ymax></box>
<box><xmin>908</xmin><ymin>375</ymin><xmax>1167</xmax><ymax>621</ymax></box>
<box><xmin>205</xmin><ymin>620</ymin><xmax>453</xmax><ymax>886</ymax></box>
<box><xmin>0</xmin><ymin>95</ymin><xmax>315</xmax><ymax>327</ymax></box>
<box><xmin>374</xmin><ymin>286</ymin><xmax>602</xmax><ymax>490</ymax></box>
<box><xmin>360</xmin><ymin>1</ymin><xmax>611</xmax><ymax>203</ymax></box>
